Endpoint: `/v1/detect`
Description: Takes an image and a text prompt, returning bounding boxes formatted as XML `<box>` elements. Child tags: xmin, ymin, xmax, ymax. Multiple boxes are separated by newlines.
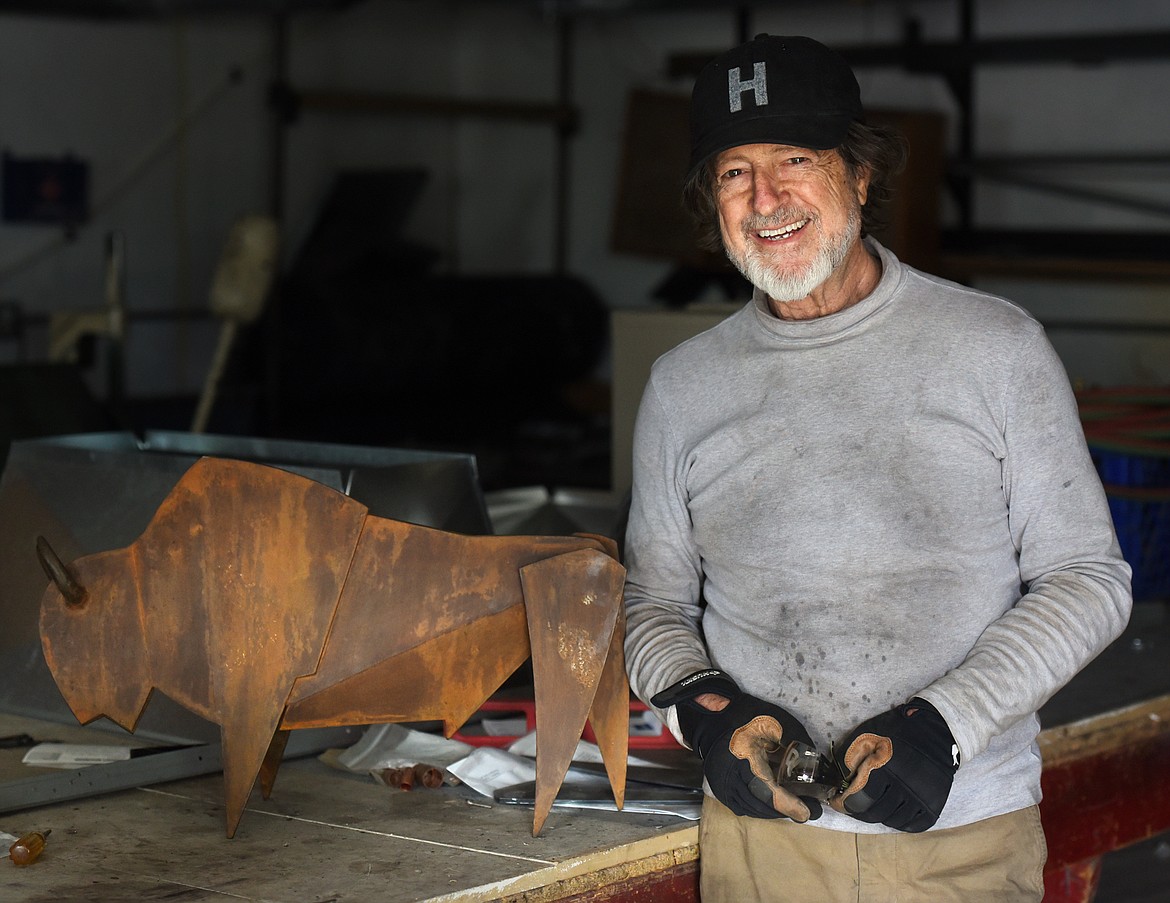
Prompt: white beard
<box><xmin>727</xmin><ymin>203</ymin><xmax>861</xmax><ymax>303</ymax></box>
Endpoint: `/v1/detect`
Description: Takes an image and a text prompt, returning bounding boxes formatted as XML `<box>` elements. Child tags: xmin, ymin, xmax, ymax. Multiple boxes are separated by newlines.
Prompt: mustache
<box><xmin>740</xmin><ymin>209</ymin><xmax>816</xmax><ymax>232</ymax></box>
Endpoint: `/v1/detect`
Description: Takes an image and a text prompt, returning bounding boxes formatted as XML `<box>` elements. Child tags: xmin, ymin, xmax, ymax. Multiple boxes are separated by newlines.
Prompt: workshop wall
<box><xmin>0</xmin><ymin>0</ymin><xmax>1168</xmax><ymax>405</ymax></box>
<box><xmin>0</xmin><ymin>11</ymin><xmax>271</xmax><ymax>398</ymax></box>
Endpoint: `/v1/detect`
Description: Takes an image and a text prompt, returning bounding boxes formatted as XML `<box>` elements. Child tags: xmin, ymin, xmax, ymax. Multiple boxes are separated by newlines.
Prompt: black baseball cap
<box><xmin>688</xmin><ymin>34</ymin><xmax>863</xmax><ymax>177</ymax></box>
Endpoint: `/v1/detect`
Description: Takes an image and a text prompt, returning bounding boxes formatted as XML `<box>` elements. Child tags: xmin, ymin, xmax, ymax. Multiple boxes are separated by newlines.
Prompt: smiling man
<box><xmin>716</xmin><ymin>140</ymin><xmax>874</xmax><ymax>318</ymax></box>
<box><xmin>622</xmin><ymin>35</ymin><xmax>1132</xmax><ymax>902</ymax></box>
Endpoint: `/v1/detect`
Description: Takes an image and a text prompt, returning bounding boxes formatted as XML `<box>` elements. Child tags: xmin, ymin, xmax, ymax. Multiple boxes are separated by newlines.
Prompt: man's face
<box><xmin>713</xmin><ymin>143</ymin><xmax>867</xmax><ymax>304</ymax></box>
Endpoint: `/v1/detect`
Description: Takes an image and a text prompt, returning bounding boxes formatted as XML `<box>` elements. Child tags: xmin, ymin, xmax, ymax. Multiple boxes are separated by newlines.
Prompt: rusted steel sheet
<box><xmin>38</xmin><ymin>456</ymin><xmax>627</xmax><ymax>839</ymax></box>
<box><xmin>521</xmin><ymin>548</ymin><xmax>629</xmax><ymax>833</ymax></box>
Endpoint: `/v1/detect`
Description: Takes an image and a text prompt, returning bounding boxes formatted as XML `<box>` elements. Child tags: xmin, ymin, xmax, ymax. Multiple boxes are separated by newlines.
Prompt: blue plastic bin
<box><xmin>1090</xmin><ymin>448</ymin><xmax>1170</xmax><ymax>602</ymax></box>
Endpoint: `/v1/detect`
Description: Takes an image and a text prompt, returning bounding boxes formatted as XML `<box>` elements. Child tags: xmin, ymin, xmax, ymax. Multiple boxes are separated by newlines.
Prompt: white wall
<box><xmin>1</xmin><ymin>0</ymin><xmax>1168</xmax><ymax>399</ymax></box>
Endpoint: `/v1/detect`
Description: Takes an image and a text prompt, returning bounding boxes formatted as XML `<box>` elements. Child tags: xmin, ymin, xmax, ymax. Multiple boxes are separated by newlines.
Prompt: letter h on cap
<box><xmin>728</xmin><ymin>62</ymin><xmax>768</xmax><ymax>112</ymax></box>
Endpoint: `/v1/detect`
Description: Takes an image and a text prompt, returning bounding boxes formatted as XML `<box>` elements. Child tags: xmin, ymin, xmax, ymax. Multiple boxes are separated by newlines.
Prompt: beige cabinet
<box><xmin>610</xmin><ymin>305</ymin><xmax>738</xmax><ymax>495</ymax></box>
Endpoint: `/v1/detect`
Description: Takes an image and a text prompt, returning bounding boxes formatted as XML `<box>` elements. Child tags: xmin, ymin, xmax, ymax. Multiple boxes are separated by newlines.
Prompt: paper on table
<box><xmin>482</xmin><ymin>716</ymin><xmax>529</xmax><ymax>737</ymax></box>
<box><xmin>22</xmin><ymin>743</ymin><xmax>132</xmax><ymax>769</ymax></box>
<box><xmin>333</xmin><ymin>723</ymin><xmax>474</xmax><ymax>773</ymax></box>
<box><xmin>450</xmin><ymin>739</ymin><xmax>686</xmax><ymax>798</ymax></box>
<box><xmin>505</xmin><ymin>731</ymin><xmax>667</xmax><ymax>768</ymax></box>
<box><xmin>447</xmin><ymin>747</ymin><xmax>535</xmax><ymax>798</ymax></box>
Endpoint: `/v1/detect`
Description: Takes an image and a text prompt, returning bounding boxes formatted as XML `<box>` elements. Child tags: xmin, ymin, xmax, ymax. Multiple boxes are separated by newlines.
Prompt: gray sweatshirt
<box><xmin>623</xmin><ymin>240</ymin><xmax>1132</xmax><ymax>833</ymax></box>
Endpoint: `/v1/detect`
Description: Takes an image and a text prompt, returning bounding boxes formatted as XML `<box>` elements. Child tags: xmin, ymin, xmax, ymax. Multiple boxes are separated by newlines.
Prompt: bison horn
<box><xmin>36</xmin><ymin>536</ymin><xmax>88</xmax><ymax>608</ymax></box>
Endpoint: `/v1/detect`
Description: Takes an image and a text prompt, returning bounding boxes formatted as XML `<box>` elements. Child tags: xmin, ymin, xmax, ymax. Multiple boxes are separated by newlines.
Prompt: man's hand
<box><xmin>831</xmin><ymin>698</ymin><xmax>960</xmax><ymax>832</ymax></box>
<box><xmin>651</xmin><ymin>670</ymin><xmax>821</xmax><ymax>821</ymax></box>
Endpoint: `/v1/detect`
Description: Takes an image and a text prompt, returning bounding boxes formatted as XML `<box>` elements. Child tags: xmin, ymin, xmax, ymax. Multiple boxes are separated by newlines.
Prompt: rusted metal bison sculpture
<box><xmin>37</xmin><ymin>456</ymin><xmax>628</xmax><ymax>837</ymax></box>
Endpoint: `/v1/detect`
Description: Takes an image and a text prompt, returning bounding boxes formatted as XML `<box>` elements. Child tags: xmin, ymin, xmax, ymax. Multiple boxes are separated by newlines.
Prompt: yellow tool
<box><xmin>9</xmin><ymin>829</ymin><xmax>50</xmax><ymax>866</ymax></box>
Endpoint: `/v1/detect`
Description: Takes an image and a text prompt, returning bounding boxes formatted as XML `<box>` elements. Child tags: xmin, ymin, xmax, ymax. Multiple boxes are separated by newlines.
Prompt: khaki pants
<box><xmin>698</xmin><ymin>796</ymin><xmax>1047</xmax><ymax>903</ymax></box>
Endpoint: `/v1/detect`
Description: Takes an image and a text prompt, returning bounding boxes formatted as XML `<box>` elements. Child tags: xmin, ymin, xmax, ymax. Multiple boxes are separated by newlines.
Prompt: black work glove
<box><xmin>651</xmin><ymin>669</ymin><xmax>821</xmax><ymax>822</ymax></box>
<box><xmin>831</xmin><ymin>698</ymin><xmax>960</xmax><ymax>833</ymax></box>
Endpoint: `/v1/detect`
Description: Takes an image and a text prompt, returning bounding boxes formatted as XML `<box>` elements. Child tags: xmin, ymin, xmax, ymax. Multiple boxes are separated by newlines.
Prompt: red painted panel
<box><xmin>1040</xmin><ymin>730</ymin><xmax>1170</xmax><ymax>868</ymax></box>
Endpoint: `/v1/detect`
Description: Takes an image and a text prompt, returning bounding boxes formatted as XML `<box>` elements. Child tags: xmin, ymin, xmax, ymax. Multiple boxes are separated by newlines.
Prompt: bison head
<box><xmin>38</xmin><ymin>537</ymin><xmax>153</xmax><ymax>731</ymax></box>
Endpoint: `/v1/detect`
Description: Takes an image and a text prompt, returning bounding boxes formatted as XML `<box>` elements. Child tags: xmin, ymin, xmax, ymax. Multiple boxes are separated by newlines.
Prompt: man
<box><xmin>622</xmin><ymin>34</ymin><xmax>1132</xmax><ymax>902</ymax></box>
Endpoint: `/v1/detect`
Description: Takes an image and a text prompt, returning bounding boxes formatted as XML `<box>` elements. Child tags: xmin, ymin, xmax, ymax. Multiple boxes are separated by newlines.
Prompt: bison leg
<box><xmin>220</xmin><ymin>708</ymin><xmax>289</xmax><ymax>838</ymax></box>
<box><xmin>519</xmin><ymin>547</ymin><xmax>626</xmax><ymax>835</ymax></box>
<box><xmin>258</xmin><ymin>729</ymin><xmax>291</xmax><ymax>800</ymax></box>
<box><xmin>587</xmin><ymin>603</ymin><xmax>629</xmax><ymax>810</ymax></box>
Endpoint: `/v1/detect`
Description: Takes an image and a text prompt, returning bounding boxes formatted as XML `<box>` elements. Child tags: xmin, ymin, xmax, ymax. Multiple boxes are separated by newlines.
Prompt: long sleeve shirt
<box><xmin>623</xmin><ymin>239</ymin><xmax>1132</xmax><ymax>833</ymax></box>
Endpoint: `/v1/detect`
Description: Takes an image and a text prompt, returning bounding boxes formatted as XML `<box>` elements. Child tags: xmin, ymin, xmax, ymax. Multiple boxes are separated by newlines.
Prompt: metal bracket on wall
<box><xmin>0</xmin><ymin>744</ymin><xmax>222</xmax><ymax>815</ymax></box>
<box><xmin>0</xmin><ymin>726</ymin><xmax>360</xmax><ymax>817</ymax></box>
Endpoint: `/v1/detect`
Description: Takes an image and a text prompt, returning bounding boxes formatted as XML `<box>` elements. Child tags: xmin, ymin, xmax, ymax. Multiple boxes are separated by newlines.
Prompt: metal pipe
<box><xmin>35</xmin><ymin>536</ymin><xmax>87</xmax><ymax>609</ymax></box>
